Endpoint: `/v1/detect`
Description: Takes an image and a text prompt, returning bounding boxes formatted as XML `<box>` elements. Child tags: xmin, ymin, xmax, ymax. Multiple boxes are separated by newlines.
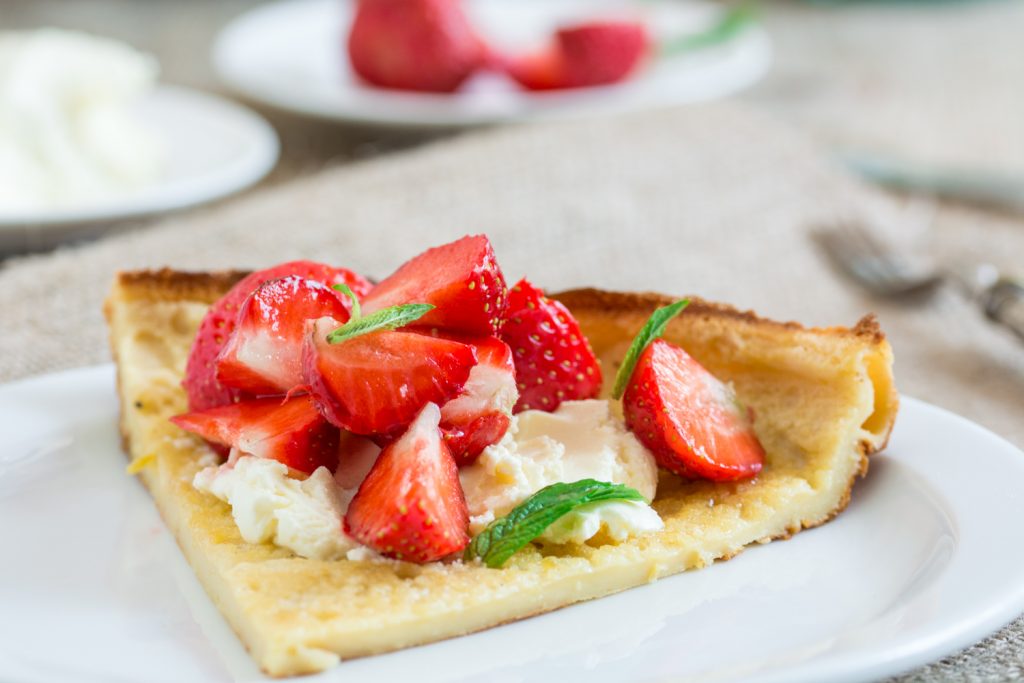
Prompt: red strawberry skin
<box><xmin>345</xmin><ymin>402</ymin><xmax>469</xmax><ymax>563</ymax></box>
<box><xmin>500</xmin><ymin>278</ymin><xmax>602</xmax><ymax>413</ymax></box>
<box><xmin>170</xmin><ymin>394</ymin><xmax>340</xmax><ymax>474</ymax></box>
<box><xmin>623</xmin><ymin>339</ymin><xmax>765</xmax><ymax>481</ymax></box>
<box><xmin>303</xmin><ymin>317</ymin><xmax>478</xmax><ymax>436</ymax></box>
<box><xmin>362</xmin><ymin>235</ymin><xmax>509</xmax><ymax>336</ymax></box>
<box><xmin>507</xmin><ymin>20</ymin><xmax>649</xmax><ymax>91</ymax></box>
<box><xmin>438</xmin><ymin>336</ymin><xmax>516</xmax><ymax>464</ymax></box>
<box><xmin>442</xmin><ymin>412</ymin><xmax>510</xmax><ymax>467</ymax></box>
<box><xmin>347</xmin><ymin>0</ymin><xmax>485</xmax><ymax>93</ymax></box>
<box><xmin>183</xmin><ymin>262</ymin><xmax>372</xmax><ymax>412</ymax></box>
<box><xmin>215</xmin><ymin>276</ymin><xmax>350</xmax><ymax>395</ymax></box>
<box><xmin>558</xmin><ymin>22</ymin><xmax>649</xmax><ymax>86</ymax></box>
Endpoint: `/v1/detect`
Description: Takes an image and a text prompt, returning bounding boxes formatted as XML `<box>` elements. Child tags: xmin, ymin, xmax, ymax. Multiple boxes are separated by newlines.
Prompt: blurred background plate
<box><xmin>213</xmin><ymin>0</ymin><xmax>772</xmax><ymax>128</ymax></box>
<box><xmin>0</xmin><ymin>85</ymin><xmax>279</xmax><ymax>252</ymax></box>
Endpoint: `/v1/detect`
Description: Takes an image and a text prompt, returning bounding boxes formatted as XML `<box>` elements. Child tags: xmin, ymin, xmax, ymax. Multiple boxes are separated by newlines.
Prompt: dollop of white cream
<box><xmin>193</xmin><ymin>456</ymin><xmax>355</xmax><ymax>561</ymax></box>
<box><xmin>543</xmin><ymin>500</ymin><xmax>664</xmax><ymax>544</ymax></box>
<box><xmin>460</xmin><ymin>399</ymin><xmax>662</xmax><ymax>543</ymax></box>
<box><xmin>0</xmin><ymin>29</ymin><xmax>163</xmax><ymax>210</ymax></box>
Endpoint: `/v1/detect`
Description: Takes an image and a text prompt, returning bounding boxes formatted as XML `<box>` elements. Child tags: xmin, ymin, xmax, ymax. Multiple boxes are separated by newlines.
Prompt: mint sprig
<box><xmin>327</xmin><ymin>283</ymin><xmax>433</xmax><ymax>344</ymax></box>
<box><xmin>465</xmin><ymin>480</ymin><xmax>647</xmax><ymax>568</ymax></box>
<box><xmin>611</xmin><ymin>299</ymin><xmax>689</xmax><ymax>399</ymax></box>
<box><xmin>659</xmin><ymin>5</ymin><xmax>756</xmax><ymax>57</ymax></box>
<box><xmin>333</xmin><ymin>283</ymin><xmax>362</xmax><ymax>320</ymax></box>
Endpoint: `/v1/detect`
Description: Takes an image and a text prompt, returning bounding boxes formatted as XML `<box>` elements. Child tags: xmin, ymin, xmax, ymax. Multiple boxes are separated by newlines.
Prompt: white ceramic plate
<box><xmin>2</xmin><ymin>364</ymin><xmax>1023</xmax><ymax>683</ymax></box>
<box><xmin>212</xmin><ymin>0</ymin><xmax>772</xmax><ymax>128</ymax></box>
<box><xmin>0</xmin><ymin>86</ymin><xmax>278</xmax><ymax>249</ymax></box>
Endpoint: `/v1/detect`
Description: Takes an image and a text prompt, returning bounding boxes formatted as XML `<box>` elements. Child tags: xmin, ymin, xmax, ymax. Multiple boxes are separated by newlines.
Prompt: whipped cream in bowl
<box><xmin>0</xmin><ymin>29</ymin><xmax>164</xmax><ymax>211</ymax></box>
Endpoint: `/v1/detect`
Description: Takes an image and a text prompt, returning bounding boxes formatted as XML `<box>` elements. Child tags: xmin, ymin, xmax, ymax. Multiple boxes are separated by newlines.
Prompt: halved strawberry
<box><xmin>215</xmin><ymin>276</ymin><xmax>350</xmax><ymax>395</ymax></box>
<box><xmin>362</xmin><ymin>235</ymin><xmax>508</xmax><ymax>336</ymax></box>
<box><xmin>507</xmin><ymin>20</ymin><xmax>650</xmax><ymax>91</ymax></box>
<box><xmin>345</xmin><ymin>402</ymin><xmax>469</xmax><ymax>563</ymax></box>
<box><xmin>438</xmin><ymin>335</ymin><xmax>516</xmax><ymax>465</ymax></box>
<box><xmin>622</xmin><ymin>339</ymin><xmax>765</xmax><ymax>481</ymax></box>
<box><xmin>499</xmin><ymin>278</ymin><xmax>602</xmax><ymax>413</ymax></box>
<box><xmin>183</xmin><ymin>261</ymin><xmax>372</xmax><ymax>411</ymax></box>
<box><xmin>303</xmin><ymin>317</ymin><xmax>478</xmax><ymax>436</ymax></box>
<box><xmin>170</xmin><ymin>394</ymin><xmax>340</xmax><ymax>474</ymax></box>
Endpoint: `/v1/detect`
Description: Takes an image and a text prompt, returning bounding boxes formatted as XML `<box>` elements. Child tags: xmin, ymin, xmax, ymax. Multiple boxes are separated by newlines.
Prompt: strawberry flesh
<box><xmin>183</xmin><ymin>261</ymin><xmax>372</xmax><ymax>411</ymax></box>
<box><xmin>347</xmin><ymin>0</ymin><xmax>486</xmax><ymax>93</ymax></box>
<box><xmin>345</xmin><ymin>402</ymin><xmax>469</xmax><ymax>562</ymax></box>
<box><xmin>362</xmin><ymin>235</ymin><xmax>509</xmax><ymax>336</ymax></box>
<box><xmin>303</xmin><ymin>317</ymin><xmax>478</xmax><ymax>436</ymax></box>
<box><xmin>507</xmin><ymin>20</ymin><xmax>650</xmax><ymax>91</ymax></box>
<box><xmin>623</xmin><ymin>339</ymin><xmax>765</xmax><ymax>481</ymax></box>
<box><xmin>500</xmin><ymin>278</ymin><xmax>602</xmax><ymax>413</ymax></box>
<box><xmin>438</xmin><ymin>335</ymin><xmax>517</xmax><ymax>464</ymax></box>
<box><xmin>170</xmin><ymin>394</ymin><xmax>340</xmax><ymax>474</ymax></box>
<box><xmin>216</xmin><ymin>276</ymin><xmax>350</xmax><ymax>395</ymax></box>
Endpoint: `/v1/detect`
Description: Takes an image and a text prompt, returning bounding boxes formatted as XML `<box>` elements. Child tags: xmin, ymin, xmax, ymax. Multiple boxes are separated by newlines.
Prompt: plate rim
<box><xmin>0</xmin><ymin>85</ymin><xmax>280</xmax><ymax>231</ymax></box>
<box><xmin>2</xmin><ymin>363</ymin><xmax>1024</xmax><ymax>683</ymax></box>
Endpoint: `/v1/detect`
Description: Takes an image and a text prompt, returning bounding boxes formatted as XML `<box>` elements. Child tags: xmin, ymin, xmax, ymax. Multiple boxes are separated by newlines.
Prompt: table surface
<box><xmin>3</xmin><ymin>1</ymin><xmax>1024</xmax><ymax>681</ymax></box>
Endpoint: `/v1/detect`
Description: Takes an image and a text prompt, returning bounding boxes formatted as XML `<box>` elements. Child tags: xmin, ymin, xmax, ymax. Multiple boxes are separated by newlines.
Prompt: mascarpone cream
<box><xmin>460</xmin><ymin>399</ymin><xmax>663</xmax><ymax>542</ymax></box>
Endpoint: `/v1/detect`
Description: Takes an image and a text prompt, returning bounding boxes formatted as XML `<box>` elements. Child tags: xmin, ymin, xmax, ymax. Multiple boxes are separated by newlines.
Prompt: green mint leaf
<box><xmin>659</xmin><ymin>5</ymin><xmax>756</xmax><ymax>57</ymax></box>
<box><xmin>611</xmin><ymin>299</ymin><xmax>689</xmax><ymax>400</ymax></box>
<box><xmin>331</xmin><ymin>283</ymin><xmax>361</xmax><ymax>320</ymax></box>
<box><xmin>464</xmin><ymin>480</ymin><xmax>646</xmax><ymax>568</ymax></box>
<box><xmin>326</xmin><ymin>303</ymin><xmax>434</xmax><ymax>344</ymax></box>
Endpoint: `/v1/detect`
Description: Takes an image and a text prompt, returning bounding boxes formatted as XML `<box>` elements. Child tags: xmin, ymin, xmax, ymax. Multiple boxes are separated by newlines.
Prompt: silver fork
<box><xmin>812</xmin><ymin>220</ymin><xmax>1024</xmax><ymax>342</ymax></box>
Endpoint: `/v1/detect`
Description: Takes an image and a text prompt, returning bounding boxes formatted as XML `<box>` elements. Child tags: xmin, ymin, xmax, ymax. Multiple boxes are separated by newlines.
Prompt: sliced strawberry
<box><xmin>507</xmin><ymin>20</ymin><xmax>650</xmax><ymax>91</ymax></box>
<box><xmin>183</xmin><ymin>261</ymin><xmax>372</xmax><ymax>411</ymax></box>
<box><xmin>334</xmin><ymin>431</ymin><xmax>382</xmax><ymax>491</ymax></box>
<box><xmin>215</xmin><ymin>276</ymin><xmax>350</xmax><ymax>395</ymax></box>
<box><xmin>345</xmin><ymin>402</ymin><xmax>469</xmax><ymax>563</ymax></box>
<box><xmin>362</xmin><ymin>235</ymin><xmax>508</xmax><ymax>336</ymax></box>
<box><xmin>439</xmin><ymin>336</ymin><xmax>516</xmax><ymax>464</ymax></box>
<box><xmin>170</xmin><ymin>394</ymin><xmax>340</xmax><ymax>474</ymax></box>
<box><xmin>303</xmin><ymin>317</ymin><xmax>478</xmax><ymax>436</ymax></box>
<box><xmin>499</xmin><ymin>278</ymin><xmax>602</xmax><ymax>413</ymax></box>
<box><xmin>622</xmin><ymin>339</ymin><xmax>765</xmax><ymax>481</ymax></box>
<box><xmin>347</xmin><ymin>0</ymin><xmax>486</xmax><ymax>93</ymax></box>
<box><xmin>442</xmin><ymin>412</ymin><xmax>511</xmax><ymax>467</ymax></box>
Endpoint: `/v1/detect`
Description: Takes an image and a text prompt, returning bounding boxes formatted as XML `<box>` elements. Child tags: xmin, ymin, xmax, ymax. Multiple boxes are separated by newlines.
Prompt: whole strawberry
<box><xmin>347</xmin><ymin>0</ymin><xmax>486</xmax><ymax>93</ymax></box>
<box><xmin>500</xmin><ymin>278</ymin><xmax>602</xmax><ymax>413</ymax></box>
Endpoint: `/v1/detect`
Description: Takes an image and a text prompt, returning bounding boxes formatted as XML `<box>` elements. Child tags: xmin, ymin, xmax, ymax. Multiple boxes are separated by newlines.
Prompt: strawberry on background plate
<box><xmin>505</xmin><ymin>20</ymin><xmax>650</xmax><ymax>91</ymax></box>
<box><xmin>183</xmin><ymin>261</ymin><xmax>372</xmax><ymax>412</ymax></box>
<box><xmin>170</xmin><ymin>394</ymin><xmax>340</xmax><ymax>475</ymax></box>
<box><xmin>216</xmin><ymin>276</ymin><xmax>351</xmax><ymax>395</ymax></box>
<box><xmin>345</xmin><ymin>402</ymin><xmax>470</xmax><ymax>563</ymax></box>
<box><xmin>616</xmin><ymin>301</ymin><xmax>765</xmax><ymax>481</ymax></box>
<box><xmin>438</xmin><ymin>335</ymin><xmax>517</xmax><ymax>465</ymax></box>
<box><xmin>362</xmin><ymin>235</ymin><xmax>509</xmax><ymax>336</ymax></box>
<box><xmin>499</xmin><ymin>278</ymin><xmax>602</xmax><ymax>413</ymax></box>
<box><xmin>303</xmin><ymin>316</ymin><xmax>478</xmax><ymax>437</ymax></box>
<box><xmin>347</xmin><ymin>0</ymin><xmax>487</xmax><ymax>93</ymax></box>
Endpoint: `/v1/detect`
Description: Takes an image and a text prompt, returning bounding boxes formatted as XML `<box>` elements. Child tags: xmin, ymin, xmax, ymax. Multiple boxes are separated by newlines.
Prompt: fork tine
<box><xmin>813</xmin><ymin>223</ymin><xmax>897</xmax><ymax>293</ymax></box>
<box><xmin>830</xmin><ymin>221</ymin><xmax>904</xmax><ymax>288</ymax></box>
<box><xmin>813</xmin><ymin>220</ymin><xmax>942</xmax><ymax>298</ymax></box>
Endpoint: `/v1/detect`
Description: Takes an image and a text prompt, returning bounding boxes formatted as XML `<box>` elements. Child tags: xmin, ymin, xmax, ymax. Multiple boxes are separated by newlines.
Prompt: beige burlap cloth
<box><xmin>2</xmin><ymin>104</ymin><xmax>1022</xmax><ymax>680</ymax></box>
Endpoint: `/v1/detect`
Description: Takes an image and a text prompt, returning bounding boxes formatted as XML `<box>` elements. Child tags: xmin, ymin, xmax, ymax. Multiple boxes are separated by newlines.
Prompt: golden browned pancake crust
<box><xmin>105</xmin><ymin>270</ymin><xmax>897</xmax><ymax>677</ymax></box>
